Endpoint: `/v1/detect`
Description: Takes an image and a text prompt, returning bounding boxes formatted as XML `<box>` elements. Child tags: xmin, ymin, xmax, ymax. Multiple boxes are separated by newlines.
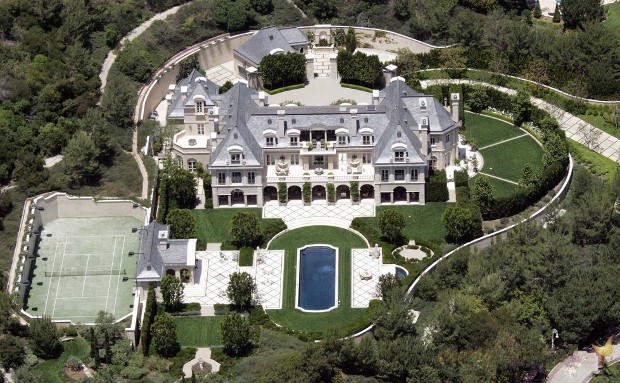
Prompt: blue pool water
<box><xmin>298</xmin><ymin>246</ymin><xmax>336</xmax><ymax>311</ymax></box>
<box><xmin>395</xmin><ymin>266</ymin><xmax>408</xmax><ymax>279</ymax></box>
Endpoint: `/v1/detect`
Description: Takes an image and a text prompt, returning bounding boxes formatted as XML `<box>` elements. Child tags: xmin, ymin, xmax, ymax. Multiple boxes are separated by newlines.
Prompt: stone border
<box><xmin>295</xmin><ymin>244</ymin><xmax>339</xmax><ymax>313</ymax></box>
<box><xmin>266</xmin><ymin>223</ymin><xmax>370</xmax><ymax>250</ymax></box>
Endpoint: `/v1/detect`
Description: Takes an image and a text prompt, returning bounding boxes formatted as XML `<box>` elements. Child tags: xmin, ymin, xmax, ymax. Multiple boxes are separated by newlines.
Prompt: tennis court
<box><xmin>25</xmin><ymin>216</ymin><xmax>142</xmax><ymax>323</ymax></box>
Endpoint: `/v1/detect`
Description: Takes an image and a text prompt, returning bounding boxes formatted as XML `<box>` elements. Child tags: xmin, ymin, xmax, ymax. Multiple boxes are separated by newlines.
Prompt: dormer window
<box><xmin>362</xmin><ymin>135</ymin><xmax>372</xmax><ymax>145</ymax></box>
<box><xmin>231</xmin><ymin>153</ymin><xmax>241</xmax><ymax>164</ymax></box>
<box><xmin>266</xmin><ymin>136</ymin><xmax>275</xmax><ymax>146</ymax></box>
<box><xmin>290</xmin><ymin>136</ymin><xmax>298</xmax><ymax>146</ymax></box>
<box><xmin>196</xmin><ymin>100</ymin><xmax>204</xmax><ymax>114</ymax></box>
<box><xmin>392</xmin><ymin>143</ymin><xmax>408</xmax><ymax>162</ymax></box>
<box><xmin>394</xmin><ymin>151</ymin><xmax>405</xmax><ymax>162</ymax></box>
<box><xmin>335</xmin><ymin>127</ymin><xmax>348</xmax><ymax>146</ymax></box>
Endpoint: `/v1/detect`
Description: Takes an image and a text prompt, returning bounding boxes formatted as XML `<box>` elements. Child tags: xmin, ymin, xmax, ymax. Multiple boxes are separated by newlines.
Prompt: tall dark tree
<box><xmin>221</xmin><ymin>313</ymin><xmax>251</xmax><ymax>356</ymax></box>
<box><xmin>161</xmin><ymin>275</ymin><xmax>184</xmax><ymax>312</ymax></box>
<box><xmin>166</xmin><ymin>208</ymin><xmax>196</xmax><ymax>239</ymax></box>
<box><xmin>29</xmin><ymin>317</ymin><xmax>62</xmax><ymax>359</ymax></box>
<box><xmin>377</xmin><ymin>209</ymin><xmax>405</xmax><ymax>243</ymax></box>
<box><xmin>0</xmin><ymin>335</ymin><xmax>25</xmax><ymax>370</ymax></box>
<box><xmin>151</xmin><ymin>313</ymin><xmax>179</xmax><ymax>357</ymax></box>
<box><xmin>227</xmin><ymin>272</ymin><xmax>256</xmax><ymax>311</ymax></box>
<box><xmin>561</xmin><ymin>0</ymin><xmax>604</xmax><ymax>30</ymax></box>
<box><xmin>230</xmin><ymin>212</ymin><xmax>261</xmax><ymax>247</ymax></box>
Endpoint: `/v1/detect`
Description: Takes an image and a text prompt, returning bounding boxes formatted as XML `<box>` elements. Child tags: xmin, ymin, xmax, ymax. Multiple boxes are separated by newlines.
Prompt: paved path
<box><xmin>262</xmin><ymin>199</ymin><xmax>375</xmax><ymax>228</ymax></box>
<box><xmin>478</xmin><ymin>172</ymin><xmax>518</xmax><ymax>185</ymax></box>
<box><xmin>182</xmin><ymin>348</ymin><xmax>220</xmax><ymax>378</ymax></box>
<box><xmin>547</xmin><ymin>346</ymin><xmax>620</xmax><ymax>383</ymax></box>
<box><xmin>420</xmin><ymin>79</ymin><xmax>620</xmax><ymax>163</ymax></box>
<box><xmin>478</xmin><ymin>134</ymin><xmax>528</xmax><ymax>150</ymax></box>
<box><xmin>99</xmin><ymin>3</ymin><xmax>191</xmax><ymax>94</ymax></box>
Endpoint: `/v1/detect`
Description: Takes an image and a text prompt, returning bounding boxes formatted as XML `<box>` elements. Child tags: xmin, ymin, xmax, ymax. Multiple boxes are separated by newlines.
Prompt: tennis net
<box><xmin>45</xmin><ymin>268</ymin><xmax>126</xmax><ymax>277</ymax></box>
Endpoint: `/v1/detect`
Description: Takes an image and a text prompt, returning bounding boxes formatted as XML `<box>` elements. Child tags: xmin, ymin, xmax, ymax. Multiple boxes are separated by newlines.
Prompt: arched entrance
<box><xmin>394</xmin><ymin>186</ymin><xmax>407</xmax><ymax>202</ymax></box>
<box><xmin>312</xmin><ymin>185</ymin><xmax>326</xmax><ymax>201</ymax></box>
<box><xmin>288</xmin><ymin>186</ymin><xmax>302</xmax><ymax>200</ymax></box>
<box><xmin>360</xmin><ymin>184</ymin><xmax>374</xmax><ymax>199</ymax></box>
<box><xmin>166</xmin><ymin>269</ymin><xmax>175</xmax><ymax>276</ymax></box>
<box><xmin>336</xmin><ymin>185</ymin><xmax>350</xmax><ymax>200</ymax></box>
<box><xmin>263</xmin><ymin>186</ymin><xmax>277</xmax><ymax>202</ymax></box>
<box><xmin>231</xmin><ymin>189</ymin><xmax>244</xmax><ymax>204</ymax></box>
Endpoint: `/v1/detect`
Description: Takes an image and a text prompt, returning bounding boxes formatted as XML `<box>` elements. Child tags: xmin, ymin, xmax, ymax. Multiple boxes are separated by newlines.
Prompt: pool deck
<box><xmin>351</xmin><ymin>248</ymin><xmax>382</xmax><ymax>308</ymax></box>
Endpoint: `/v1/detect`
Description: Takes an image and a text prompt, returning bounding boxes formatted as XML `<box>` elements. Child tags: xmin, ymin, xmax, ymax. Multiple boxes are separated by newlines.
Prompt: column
<box><xmin>390</xmin><ymin>192</ymin><xmax>394</xmax><ymax>204</ymax></box>
<box><xmin>244</xmin><ymin>194</ymin><xmax>248</xmax><ymax>207</ymax></box>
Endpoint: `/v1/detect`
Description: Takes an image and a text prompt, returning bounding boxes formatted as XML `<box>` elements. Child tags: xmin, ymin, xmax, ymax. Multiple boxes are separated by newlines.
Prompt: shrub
<box><xmin>239</xmin><ymin>247</ymin><xmax>254</xmax><ymax>266</ymax></box>
<box><xmin>552</xmin><ymin>3</ymin><xmax>561</xmax><ymax>22</ymax></box>
<box><xmin>327</xmin><ymin>183</ymin><xmax>336</xmax><ymax>203</ymax></box>
<box><xmin>66</xmin><ymin>356</ymin><xmax>83</xmax><ymax>372</ymax></box>
<box><xmin>65</xmin><ymin>325</ymin><xmax>78</xmax><ymax>337</ymax></box>
<box><xmin>425</xmin><ymin>170</ymin><xmax>449</xmax><ymax>202</ymax></box>
<box><xmin>454</xmin><ymin>169</ymin><xmax>469</xmax><ymax>187</ymax></box>
<box><xmin>456</xmin><ymin>186</ymin><xmax>470</xmax><ymax>203</ymax></box>
<box><xmin>260</xmin><ymin>53</ymin><xmax>306</xmax><ymax>90</ymax></box>
<box><xmin>350</xmin><ymin>181</ymin><xmax>360</xmax><ymax>202</ymax></box>
<box><xmin>261</xmin><ymin>219</ymin><xmax>287</xmax><ymax>246</ymax></box>
<box><xmin>277</xmin><ymin>182</ymin><xmax>287</xmax><ymax>204</ymax></box>
<box><xmin>337</xmin><ymin>50</ymin><xmax>383</xmax><ymax>89</ymax></box>
<box><xmin>303</xmin><ymin>182</ymin><xmax>311</xmax><ymax>203</ymax></box>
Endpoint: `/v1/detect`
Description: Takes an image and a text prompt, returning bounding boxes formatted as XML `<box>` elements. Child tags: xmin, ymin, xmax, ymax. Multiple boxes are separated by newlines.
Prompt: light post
<box><xmin>551</xmin><ymin>329</ymin><xmax>559</xmax><ymax>351</ymax></box>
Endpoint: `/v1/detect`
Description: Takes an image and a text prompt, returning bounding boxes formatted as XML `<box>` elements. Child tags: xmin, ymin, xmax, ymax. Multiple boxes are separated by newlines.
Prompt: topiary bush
<box><xmin>425</xmin><ymin>170</ymin><xmax>449</xmax><ymax>202</ymax></box>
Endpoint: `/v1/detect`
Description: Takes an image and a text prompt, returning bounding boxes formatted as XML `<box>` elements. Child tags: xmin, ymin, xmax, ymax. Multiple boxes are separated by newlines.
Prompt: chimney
<box><xmin>372</xmin><ymin>90</ymin><xmax>380</xmax><ymax>105</ymax></box>
<box><xmin>350</xmin><ymin>109</ymin><xmax>358</xmax><ymax>137</ymax></box>
<box><xmin>158</xmin><ymin>230</ymin><xmax>169</xmax><ymax>252</ymax></box>
<box><xmin>450</xmin><ymin>93</ymin><xmax>460</xmax><ymax>122</ymax></box>
<box><xmin>277</xmin><ymin>110</ymin><xmax>285</xmax><ymax>137</ymax></box>
<box><xmin>258</xmin><ymin>91</ymin><xmax>268</xmax><ymax>107</ymax></box>
<box><xmin>419</xmin><ymin>116</ymin><xmax>429</xmax><ymax>155</ymax></box>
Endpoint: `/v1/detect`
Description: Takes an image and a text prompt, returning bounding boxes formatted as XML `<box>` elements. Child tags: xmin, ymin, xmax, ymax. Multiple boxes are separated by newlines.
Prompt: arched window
<box><xmin>188</xmin><ymin>159</ymin><xmax>197</xmax><ymax>171</ymax></box>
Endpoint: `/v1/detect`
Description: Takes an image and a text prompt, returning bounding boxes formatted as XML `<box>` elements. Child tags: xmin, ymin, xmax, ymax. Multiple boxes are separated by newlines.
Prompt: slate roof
<box><xmin>135</xmin><ymin>221</ymin><xmax>196</xmax><ymax>283</ymax></box>
<box><xmin>279</xmin><ymin>27</ymin><xmax>309</xmax><ymax>46</ymax></box>
<box><xmin>233</xmin><ymin>26</ymin><xmax>300</xmax><ymax>68</ymax></box>
<box><xmin>168</xmin><ymin>69</ymin><xmax>219</xmax><ymax>119</ymax></box>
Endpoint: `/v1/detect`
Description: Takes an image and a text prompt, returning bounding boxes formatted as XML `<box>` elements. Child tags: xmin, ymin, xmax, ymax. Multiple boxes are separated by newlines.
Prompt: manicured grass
<box><xmin>568</xmin><ymin>139</ymin><xmax>619</xmax><ymax>182</ymax></box>
<box><xmin>591</xmin><ymin>361</ymin><xmax>620</xmax><ymax>383</ymax></box>
<box><xmin>266</xmin><ymin>226</ymin><xmax>368</xmax><ymax>334</ymax></box>
<box><xmin>174</xmin><ymin>316</ymin><xmax>223</xmax><ymax>347</ymax></box>
<box><xmin>470</xmin><ymin>174</ymin><xmax>518</xmax><ymax>198</ymax></box>
<box><xmin>362</xmin><ymin>204</ymin><xmax>449</xmax><ymax>242</ymax></box>
<box><xmin>33</xmin><ymin>338</ymin><xmax>90</xmax><ymax>383</ymax></box>
<box><xmin>464</xmin><ymin>112</ymin><xmax>525</xmax><ymax>148</ymax></box>
<box><xmin>192</xmin><ymin>208</ymin><xmax>280</xmax><ymax>249</ymax></box>
<box><xmin>479</xmin><ymin>136</ymin><xmax>544</xmax><ymax>182</ymax></box>
<box><xmin>605</xmin><ymin>2</ymin><xmax>620</xmax><ymax>41</ymax></box>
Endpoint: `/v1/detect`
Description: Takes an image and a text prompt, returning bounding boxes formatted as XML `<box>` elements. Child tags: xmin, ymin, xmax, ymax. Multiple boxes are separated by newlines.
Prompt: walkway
<box><xmin>420</xmin><ymin>79</ymin><xmax>620</xmax><ymax>163</ymax></box>
<box><xmin>182</xmin><ymin>348</ymin><xmax>220</xmax><ymax>378</ymax></box>
<box><xmin>547</xmin><ymin>346</ymin><xmax>620</xmax><ymax>383</ymax></box>
<box><xmin>262</xmin><ymin>200</ymin><xmax>375</xmax><ymax>228</ymax></box>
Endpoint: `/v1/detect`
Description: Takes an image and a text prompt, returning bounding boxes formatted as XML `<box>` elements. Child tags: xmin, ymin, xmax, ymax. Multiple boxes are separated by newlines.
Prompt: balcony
<box><xmin>173</xmin><ymin>131</ymin><xmax>210</xmax><ymax>154</ymax></box>
<box><xmin>265</xmin><ymin>164</ymin><xmax>374</xmax><ymax>183</ymax></box>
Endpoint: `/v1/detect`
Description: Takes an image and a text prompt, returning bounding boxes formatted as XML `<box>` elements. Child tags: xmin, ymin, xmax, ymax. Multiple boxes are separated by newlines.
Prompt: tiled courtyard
<box><xmin>351</xmin><ymin>248</ymin><xmax>382</xmax><ymax>308</ymax></box>
<box><xmin>263</xmin><ymin>200</ymin><xmax>375</xmax><ymax>229</ymax></box>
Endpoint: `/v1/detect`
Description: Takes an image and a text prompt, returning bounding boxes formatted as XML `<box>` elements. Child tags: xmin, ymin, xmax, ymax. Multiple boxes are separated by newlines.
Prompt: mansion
<box><xmin>167</xmin><ymin>68</ymin><xmax>460</xmax><ymax>207</ymax></box>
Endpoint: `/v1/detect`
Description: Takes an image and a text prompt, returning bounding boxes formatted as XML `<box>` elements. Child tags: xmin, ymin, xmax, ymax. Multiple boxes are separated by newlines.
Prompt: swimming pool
<box><xmin>296</xmin><ymin>245</ymin><xmax>338</xmax><ymax>312</ymax></box>
<box><xmin>395</xmin><ymin>265</ymin><xmax>408</xmax><ymax>279</ymax></box>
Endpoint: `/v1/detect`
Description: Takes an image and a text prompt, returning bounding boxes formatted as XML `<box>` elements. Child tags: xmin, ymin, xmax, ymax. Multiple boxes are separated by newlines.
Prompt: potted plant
<box><xmin>278</xmin><ymin>182</ymin><xmax>287</xmax><ymax>205</ymax></box>
<box><xmin>303</xmin><ymin>182</ymin><xmax>311</xmax><ymax>205</ymax></box>
<box><xmin>471</xmin><ymin>157</ymin><xmax>479</xmax><ymax>173</ymax></box>
<box><xmin>350</xmin><ymin>181</ymin><xmax>360</xmax><ymax>204</ymax></box>
<box><xmin>307</xmin><ymin>142</ymin><xmax>313</xmax><ymax>150</ymax></box>
<box><xmin>303</xmin><ymin>172</ymin><xmax>310</xmax><ymax>180</ymax></box>
<box><xmin>469</xmin><ymin>138</ymin><xmax>477</xmax><ymax>152</ymax></box>
<box><xmin>327</xmin><ymin>171</ymin><xmax>334</xmax><ymax>180</ymax></box>
<box><xmin>327</xmin><ymin>183</ymin><xmax>336</xmax><ymax>205</ymax></box>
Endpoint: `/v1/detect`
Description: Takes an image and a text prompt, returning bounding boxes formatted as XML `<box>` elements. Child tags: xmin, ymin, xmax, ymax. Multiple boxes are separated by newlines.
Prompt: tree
<box><xmin>518</xmin><ymin>163</ymin><xmax>539</xmax><ymax>192</ymax></box>
<box><xmin>552</xmin><ymin>3</ymin><xmax>561</xmax><ymax>22</ymax></box>
<box><xmin>377</xmin><ymin>209</ymin><xmax>405</xmax><ymax>243</ymax></box>
<box><xmin>161</xmin><ymin>275</ymin><xmax>184</xmax><ymax>312</ymax></box>
<box><xmin>442</xmin><ymin>202</ymin><xmax>483</xmax><ymax>243</ymax></box>
<box><xmin>0</xmin><ymin>335</ymin><xmax>25</xmax><ymax>370</ymax></box>
<box><xmin>166</xmin><ymin>209</ymin><xmax>196</xmax><ymax>239</ymax></box>
<box><xmin>13</xmin><ymin>153</ymin><xmax>49</xmax><ymax>192</ymax></box>
<box><xmin>259</xmin><ymin>53</ymin><xmax>306</xmax><ymax>90</ymax></box>
<box><xmin>471</xmin><ymin>176</ymin><xmax>495</xmax><ymax>215</ymax></box>
<box><xmin>12</xmin><ymin>366</ymin><xmax>43</xmax><ymax>383</ymax></box>
<box><xmin>29</xmin><ymin>317</ymin><xmax>62</xmax><ymax>359</ymax></box>
<box><xmin>533</xmin><ymin>1</ymin><xmax>542</xmax><ymax>18</ymax></box>
<box><xmin>345</xmin><ymin>26</ymin><xmax>356</xmax><ymax>52</ymax></box>
<box><xmin>219</xmin><ymin>81</ymin><xmax>233</xmax><ymax>94</ymax></box>
<box><xmin>542</xmin><ymin>132</ymin><xmax>568</xmax><ymax>167</ymax></box>
<box><xmin>151</xmin><ymin>313</ymin><xmax>179</xmax><ymax>357</ymax></box>
<box><xmin>511</xmin><ymin>91</ymin><xmax>531</xmax><ymax>126</ymax></box>
<box><xmin>215</xmin><ymin>0</ymin><xmax>255</xmax><ymax>32</ymax></box>
<box><xmin>250</xmin><ymin>0</ymin><xmax>273</xmax><ymax>14</ymax></box>
<box><xmin>221</xmin><ymin>313</ymin><xmax>251</xmax><ymax>356</ymax></box>
<box><xmin>176</xmin><ymin>53</ymin><xmax>199</xmax><ymax>82</ymax></box>
<box><xmin>140</xmin><ymin>284</ymin><xmax>157</xmax><ymax>356</ymax></box>
<box><xmin>230</xmin><ymin>212</ymin><xmax>261</xmax><ymax>247</ymax></box>
<box><xmin>440</xmin><ymin>46</ymin><xmax>467</xmax><ymax>78</ymax></box>
<box><xmin>466</xmin><ymin>86</ymin><xmax>489</xmax><ymax>113</ymax></box>
<box><xmin>227</xmin><ymin>272</ymin><xmax>256</xmax><ymax>311</ymax></box>
<box><xmin>62</xmin><ymin>131</ymin><xmax>100</xmax><ymax>187</ymax></box>
<box><xmin>157</xmin><ymin>160</ymin><xmax>197</xmax><ymax>222</ymax></box>
<box><xmin>561</xmin><ymin>0</ymin><xmax>604</xmax><ymax>30</ymax></box>
<box><xmin>378</xmin><ymin>273</ymin><xmax>402</xmax><ymax>303</ymax></box>
<box><xmin>111</xmin><ymin>339</ymin><xmax>133</xmax><ymax>366</ymax></box>
<box><xmin>312</xmin><ymin>0</ymin><xmax>337</xmax><ymax>21</ymax></box>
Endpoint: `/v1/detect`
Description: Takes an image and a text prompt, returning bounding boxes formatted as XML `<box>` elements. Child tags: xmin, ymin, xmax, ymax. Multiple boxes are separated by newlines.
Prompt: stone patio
<box><xmin>351</xmin><ymin>248</ymin><xmax>382</xmax><ymax>308</ymax></box>
<box><xmin>263</xmin><ymin>199</ymin><xmax>375</xmax><ymax>229</ymax></box>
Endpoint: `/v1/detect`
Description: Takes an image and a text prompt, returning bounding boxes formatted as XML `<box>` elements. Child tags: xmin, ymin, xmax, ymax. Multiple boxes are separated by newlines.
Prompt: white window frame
<box><xmin>217</xmin><ymin>172</ymin><xmax>226</xmax><ymax>185</ymax></box>
<box><xmin>266</xmin><ymin>136</ymin><xmax>275</xmax><ymax>146</ymax></box>
<box><xmin>290</xmin><ymin>136</ymin><xmax>298</xmax><ymax>146</ymax></box>
<box><xmin>430</xmin><ymin>137</ymin><xmax>436</xmax><ymax>146</ymax></box>
<box><xmin>266</xmin><ymin>154</ymin><xmax>275</xmax><ymax>165</ymax></box>
<box><xmin>362</xmin><ymin>135</ymin><xmax>372</xmax><ymax>145</ymax></box>
<box><xmin>196</xmin><ymin>101</ymin><xmax>204</xmax><ymax>114</ymax></box>
<box><xmin>231</xmin><ymin>171</ymin><xmax>242</xmax><ymax>184</ymax></box>
<box><xmin>381</xmin><ymin>169</ymin><xmax>389</xmax><ymax>182</ymax></box>
<box><xmin>230</xmin><ymin>153</ymin><xmax>241</xmax><ymax>164</ymax></box>
<box><xmin>445</xmin><ymin>133</ymin><xmax>450</xmax><ymax>143</ymax></box>
<box><xmin>362</xmin><ymin>153</ymin><xmax>372</xmax><ymax>164</ymax></box>
<box><xmin>338</xmin><ymin>136</ymin><xmax>347</xmax><ymax>145</ymax></box>
<box><xmin>290</xmin><ymin>154</ymin><xmax>299</xmax><ymax>165</ymax></box>
<box><xmin>197</xmin><ymin>124</ymin><xmax>205</xmax><ymax>135</ymax></box>
<box><xmin>411</xmin><ymin>169</ymin><xmax>418</xmax><ymax>181</ymax></box>
<box><xmin>187</xmin><ymin>159</ymin><xmax>196</xmax><ymax>171</ymax></box>
<box><xmin>248</xmin><ymin>172</ymin><xmax>255</xmax><ymax>184</ymax></box>
<box><xmin>395</xmin><ymin>169</ymin><xmax>405</xmax><ymax>181</ymax></box>
<box><xmin>394</xmin><ymin>151</ymin><xmax>405</xmax><ymax>162</ymax></box>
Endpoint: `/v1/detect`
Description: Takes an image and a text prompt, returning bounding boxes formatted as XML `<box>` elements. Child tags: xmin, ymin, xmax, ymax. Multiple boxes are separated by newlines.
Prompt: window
<box><xmin>445</xmin><ymin>133</ymin><xmax>450</xmax><ymax>143</ymax></box>
<box><xmin>362</xmin><ymin>153</ymin><xmax>371</xmax><ymax>164</ymax></box>
<box><xmin>290</xmin><ymin>154</ymin><xmax>299</xmax><ymax>165</ymax></box>
<box><xmin>430</xmin><ymin>137</ymin><xmax>436</xmax><ymax>146</ymax></box>
<box><xmin>248</xmin><ymin>172</ymin><xmax>255</xmax><ymax>184</ymax></box>
<box><xmin>217</xmin><ymin>172</ymin><xmax>226</xmax><ymax>185</ymax></box>
<box><xmin>395</xmin><ymin>169</ymin><xmax>405</xmax><ymax>181</ymax></box>
<box><xmin>266</xmin><ymin>154</ymin><xmax>275</xmax><ymax>165</ymax></box>
<box><xmin>362</xmin><ymin>135</ymin><xmax>372</xmax><ymax>145</ymax></box>
<box><xmin>196</xmin><ymin>101</ymin><xmax>204</xmax><ymax>114</ymax></box>
<box><xmin>313</xmin><ymin>155</ymin><xmax>324</xmax><ymax>166</ymax></box>
<box><xmin>381</xmin><ymin>169</ymin><xmax>389</xmax><ymax>182</ymax></box>
<box><xmin>231</xmin><ymin>153</ymin><xmax>241</xmax><ymax>164</ymax></box>
<box><xmin>290</xmin><ymin>136</ymin><xmax>298</xmax><ymax>146</ymax></box>
<box><xmin>411</xmin><ymin>169</ymin><xmax>418</xmax><ymax>181</ymax></box>
<box><xmin>266</xmin><ymin>136</ymin><xmax>275</xmax><ymax>146</ymax></box>
<box><xmin>338</xmin><ymin>136</ymin><xmax>347</xmax><ymax>145</ymax></box>
<box><xmin>394</xmin><ymin>151</ymin><xmax>405</xmax><ymax>162</ymax></box>
<box><xmin>232</xmin><ymin>172</ymin><xmax>242</xmax><ymax>184</ymax></box>
<box><xmin>197</xmin><ymin>124</ymin><xmax>205</xmax><ymax>135</ymax></box>
<box><xmin>188</xmin><ymin>159</ymin><xmax>196</xmax><ymax>171</ymax></box>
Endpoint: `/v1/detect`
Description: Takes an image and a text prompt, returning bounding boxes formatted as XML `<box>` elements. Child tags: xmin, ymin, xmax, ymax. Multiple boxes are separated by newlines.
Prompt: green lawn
<box><xmin>266</xmin><ymin>226</ymin><xmax>369</xmax><ymax>334</ymax></box>
<box><xmin>605</xmin><ymin>2</ymin><xmax>620</xmax><ymax>41</ymax></box>
<box><xmin>464</xmin><ymin>112</ymin><xmax>525</xmax><ymax>148</ymax></box>
<box><xmin>479</xmin><ymin>136</ymin><xmax>544</xmax><ymax>182</ymax></box>
<box><xmin>174</xmin><ymin>316</ymin><xmax>223</xmax><ymax>347</ymax></box>
<box><xmin>192</xmin><ymin>209</ymin><xmax>281</xmax><ymax>248</ymax></box>
<box><xmin>470</xmin><ymin>174</ymin><xmax>518</xmax><ymax>198</ymax></box>
<box><xmin>33</xmin><ymin>338</ymin><xmax>90</xmax><ymax>383</ymax></box>
<box><xmin>568</xmin><ymin>139</ymin><xmax>619</xmax><ymax>182</ymax></box>
<box><xmin>370</xmin><ymin>204</ymin><xmax>449</xmax><ymax>242</ymax></box>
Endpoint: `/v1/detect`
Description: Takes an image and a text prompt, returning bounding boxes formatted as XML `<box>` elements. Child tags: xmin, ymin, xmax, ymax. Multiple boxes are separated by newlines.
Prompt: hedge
<box><xmin>454</xmin><ymin>169</ymin><xmax>469</xmax><ymax>188</ymax></box>
<box><xmin>239</xmin><ymin>246</ymin><xmax>254</xmax><ymax>266</ymax></box>
<box><xmin>261</xmin><ymin>219</ymin><xmax>287</xmax><ymax>246</ymax></box>
<box><xmin>260</xmin><ymin>52</ymin><xmax>306</xmax><ymax>90</ymax></box>
<box><xmin>340</xmin><ymin>83</ymin><xmax>374</xmax><ymax>93</ymax></box>
<box><xmin>425</xmin><ymin>169</ymin><xmax>449</xmax><ymax>202</ymax></box>
<box><xmin>260</xmin><ymin>83</ymin><xmax>305</xmax><ymax>95</ymax></box>
<box><xmin>337</xmin><ymin>50</ymin><xmax>383</xmax><ymax>89</ymax></box>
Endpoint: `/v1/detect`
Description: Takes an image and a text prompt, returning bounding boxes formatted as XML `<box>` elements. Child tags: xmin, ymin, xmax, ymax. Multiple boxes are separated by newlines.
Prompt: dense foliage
<box><xmin>259</xmin><ymin>52</ymin><xmax>306</xmax><ymax>90</ymax></box>
<box><xmin>337</xmin><ymin>50</ymin><xmax>383</xmax><ymax>88</ymax></box>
